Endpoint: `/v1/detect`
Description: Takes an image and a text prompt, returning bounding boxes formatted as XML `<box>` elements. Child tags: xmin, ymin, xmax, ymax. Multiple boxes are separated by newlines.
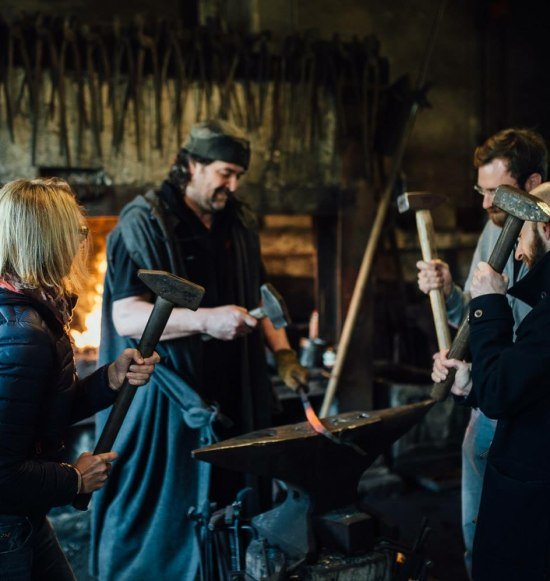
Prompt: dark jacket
<box><xmin>467</xmin><ymin>251</ymin><xmax>550</xmax><ymax>580</ymax></box>
<box><xmin>90</xmin><ymin>183</ymin><xmax>273</xmax><ymax>581</ymax></box>
<box><xmin>0</xmin><ymin>289</ymin><xmax>116</xmax><ymax>517</ymax></box>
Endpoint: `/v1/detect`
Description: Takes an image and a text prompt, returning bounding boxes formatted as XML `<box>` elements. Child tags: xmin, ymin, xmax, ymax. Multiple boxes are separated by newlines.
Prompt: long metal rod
<box><xmin>320</xmin><ymin>0</ymin><xmax>448</xmax><ymax>417</ymax></box>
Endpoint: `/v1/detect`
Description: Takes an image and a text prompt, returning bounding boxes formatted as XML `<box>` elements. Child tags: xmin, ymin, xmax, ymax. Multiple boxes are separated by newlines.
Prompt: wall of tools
<box><xmin>0</xmin><ymin>14</ymin><xmax>389</xmax><ymax>210</ymax></box>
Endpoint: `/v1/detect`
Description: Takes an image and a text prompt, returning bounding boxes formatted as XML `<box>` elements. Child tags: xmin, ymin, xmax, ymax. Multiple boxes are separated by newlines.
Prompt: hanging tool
<box><xmin>12</xmin><ymin>22</ymin><xmax>38</xmax><ymax>165</ymax></box>
<box><xmin>82</xmin><ymin>25</ymin><xmax>103</xmax><ymax>161</ymax></box>
<box><xmin>63</xmin><ymin>18</ymin><xmax>87</xmax><ymax>163</ymax></box>
<box><xmin>0</xmin><ymin>19</ymin><xmax>15</xmax><ymax>142</ymax></box>
<box><xmin>136</xmin><ymin>16</ymin><xmax>163</xmax><ymax>152</ymax></box>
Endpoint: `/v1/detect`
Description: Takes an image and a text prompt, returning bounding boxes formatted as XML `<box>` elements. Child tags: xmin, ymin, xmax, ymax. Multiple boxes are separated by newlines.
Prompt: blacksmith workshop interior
<box><xmin>0</xmin><ymin>0</ymin><xmax>548</xmax><ymax>580</ymax></box>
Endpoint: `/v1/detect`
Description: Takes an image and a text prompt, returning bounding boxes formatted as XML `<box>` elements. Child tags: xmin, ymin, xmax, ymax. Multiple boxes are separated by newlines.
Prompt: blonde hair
<box><xmin>0</xmin><ymin>178</ymin><xmax>88</xmax><ymax>295</ymax></box>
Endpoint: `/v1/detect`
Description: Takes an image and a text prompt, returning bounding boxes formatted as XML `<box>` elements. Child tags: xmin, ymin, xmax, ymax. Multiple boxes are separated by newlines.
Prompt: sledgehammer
<box><xmin>398</xmin><ymin>190</ymin><xmax>451</xmax><ymax>350</ymax></box>
<box><xmin>73</xmin><ymin>269</ymin><xmax>205</xmax><ymax>510</ymax></box>
<box><xmin>431</xmin><ymin>185</ymin><xmax>550</xmax><ymax>402</ymax></box>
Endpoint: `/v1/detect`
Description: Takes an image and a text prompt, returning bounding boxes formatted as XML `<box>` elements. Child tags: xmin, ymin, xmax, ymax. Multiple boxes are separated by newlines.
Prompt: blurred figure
<box><xmin>0</xmin><ymin>178</ymin><xmax>159</xmax><ymax>580</ymax></box>
<box><xmin>417</xmin><ymin>127</ymin><xmax>547</xmax><ymax>576</ymax></box>
<box><xmin>432</xmin><ymin>181</ymin><xmax>550</xmax><ymax>580</ymax></box>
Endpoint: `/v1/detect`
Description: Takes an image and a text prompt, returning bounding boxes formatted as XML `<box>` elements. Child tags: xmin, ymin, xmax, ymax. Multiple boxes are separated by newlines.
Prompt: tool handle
<box><xmin>248</xmin><ymin>307</ymin><xmax>265</xmax><ymax>319</ymax></box>
<box><xmin>201</xmin><ymin>306</ymin><xmax>265</xmax><ymax>341</ymax></box>
<box><xmin>73</xmin><ymin>296</ymin><xmax>173</xmax><ymax>511</ymax></box>
<box><xmin>430</xmin><ymin>315</ymin><xmax>470</xmax><ymax>401</ymax></box>
<box><xmin>430</xmin><ymin>214</ymin><xmax>523</xmax><ymax>402</ymax></box>
<box><xmin>487</xmin><ymin>215</ymin><xmax>523</xmax><ymax>273</ymax></box>
<box><xmin>416</xmin><ymin>209</ymin><xmax>452</xmax><ymax>350</ymax></box>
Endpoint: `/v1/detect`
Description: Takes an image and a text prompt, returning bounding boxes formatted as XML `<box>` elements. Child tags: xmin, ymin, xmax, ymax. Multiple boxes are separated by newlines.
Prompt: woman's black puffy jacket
<box><xmin>0</xmin><ymin>289</ymin><xmax>116</xmax><ymax>516</ymax></box>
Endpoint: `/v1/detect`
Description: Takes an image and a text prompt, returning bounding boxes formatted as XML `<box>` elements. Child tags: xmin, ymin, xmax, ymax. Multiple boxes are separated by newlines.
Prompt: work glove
<box><xmin>274</xmin><ymin>349</ymin><xmax>309</xmax><ymax>392</ymax></box>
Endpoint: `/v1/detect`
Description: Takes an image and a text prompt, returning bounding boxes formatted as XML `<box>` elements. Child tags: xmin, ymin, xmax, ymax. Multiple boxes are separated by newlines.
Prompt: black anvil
<box><xmin>193</xmin><ymin>400</ymin><xmax>434</xmax><ymax>513</ymax></box>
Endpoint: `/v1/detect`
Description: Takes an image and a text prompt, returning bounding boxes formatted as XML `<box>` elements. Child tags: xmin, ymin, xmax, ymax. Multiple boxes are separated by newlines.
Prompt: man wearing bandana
<box><xmin>90</xmin><ymin>120</ymin><xmax>307</xmax><ymax>580</ymax></box>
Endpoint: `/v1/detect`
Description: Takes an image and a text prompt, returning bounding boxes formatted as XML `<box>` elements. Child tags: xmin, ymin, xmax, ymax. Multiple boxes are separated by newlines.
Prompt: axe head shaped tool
<box><xmin>493</xmin><ymin>185</ymin><xmax>550</xmax><ymax>222</ymax></box>
<box><xmin>397</xmin><ymin>191</ymin><xmax>448</xmax><ymax>214</ymax></box>
<box><xmin>260</xmin><ymin>283</ymin><xmax>292</xmax><ymax>329</ymax></box>
<box><xmin>138</xmin><ymin>270</ymin><xmax>205</xmax><ymax>310</ymax></box>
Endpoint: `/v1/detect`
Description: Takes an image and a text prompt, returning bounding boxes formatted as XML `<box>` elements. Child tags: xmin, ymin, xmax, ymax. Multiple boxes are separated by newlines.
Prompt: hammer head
<box><xmin>493</xmin><ymin>185</ymin><xmax>550</xmax><ymax>222</ymax></box>
<box><xmin>138</xmin><ymin>269</ymin><xmax>205</xmax><ymax>309</ymax></box>
<box><xmin>260</xmin><ymin>283</ymin><xmax>292</xmax><ymax>329</ymax></box>
<box><xmin>397</xmin><ymin>191</ymin><xmax>449</xmax><ymax>214</ymax></box>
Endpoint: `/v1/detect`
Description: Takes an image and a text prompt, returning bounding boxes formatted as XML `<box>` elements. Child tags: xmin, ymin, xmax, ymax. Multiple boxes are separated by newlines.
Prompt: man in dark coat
<box><xmin>90</xmin><ymin>120</ymin><xmax>308</xmax><ymax>580</ymax></box>
<box><xmin>432</xmin><ymin>182</ymin><xmax>550</xmax><ymax>579</ymax></box>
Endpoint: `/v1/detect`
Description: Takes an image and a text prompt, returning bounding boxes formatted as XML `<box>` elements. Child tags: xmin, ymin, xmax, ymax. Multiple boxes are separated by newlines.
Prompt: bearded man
<box><xmin>416</xmin><ymin>127</ymin><xmax>547</xmax><ymax>576</ymax></box>
<box><xmin>90</xmin><ymin>120</ymin><xmax>307</xmax><ymax>580</ymax></box>
<box><xmin>432</xmin><ymin>181</ymin><xmax>550</xmax><ymax>580</ymax></box>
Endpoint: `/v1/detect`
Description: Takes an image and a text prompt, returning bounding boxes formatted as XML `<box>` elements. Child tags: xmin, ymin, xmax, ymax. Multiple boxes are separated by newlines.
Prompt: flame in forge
<box><xmin>71</xmin><ymin>258</ymin><xmax>107</xmax><ymax>350</ymax></box>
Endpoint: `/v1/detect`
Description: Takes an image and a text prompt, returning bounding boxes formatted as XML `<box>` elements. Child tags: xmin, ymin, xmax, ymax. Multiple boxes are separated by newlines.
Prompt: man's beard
<box><xmin>524</xmin><ymin>228</ymin><xmax>547</xmax><ymax>270</ymax></box>
<box><xmin>487</xmin><ymin>207</ymin><xmax>507</xmax><ymax>228</ymax></box>
<box><xmin>209</xmin><ymin>186</ymin><xmax>231</xmax><ymax>212</ymax></box>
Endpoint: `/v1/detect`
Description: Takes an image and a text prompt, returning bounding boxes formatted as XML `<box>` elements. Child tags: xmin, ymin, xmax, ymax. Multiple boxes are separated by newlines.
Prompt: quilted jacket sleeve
<box><xmin>0</xmin><ymin>307</ymin><xmax>79</xmax><ymax>515</ymax></box>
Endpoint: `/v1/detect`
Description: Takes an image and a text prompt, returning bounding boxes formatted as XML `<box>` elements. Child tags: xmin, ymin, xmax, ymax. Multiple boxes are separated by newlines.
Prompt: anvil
<box><xmin>193</xmin><ymin>400</ymin><xmax>435</xmax><ymax>512</ymax></box>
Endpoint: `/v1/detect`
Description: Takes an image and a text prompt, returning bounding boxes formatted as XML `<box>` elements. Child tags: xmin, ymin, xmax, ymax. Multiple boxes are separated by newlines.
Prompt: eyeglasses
<box><xmin>79</xmin><ymin>225</ymin><xmax>89</xmax><ymax>241</ymax></box>
<box><xmin>473</xmin><ymin>185</ymin><xmax>498</xmax><ymax>197</ymax></box>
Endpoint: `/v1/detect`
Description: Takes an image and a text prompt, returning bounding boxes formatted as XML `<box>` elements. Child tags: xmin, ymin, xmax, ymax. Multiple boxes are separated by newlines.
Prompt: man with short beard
<box><xmin>90</xmin><ymin>120</ymin><xmax>308</xmax><ymax>581</ymax></box>
<box><xmin>431</xmin><ymin>181</ymin><xmax>550</xmax><ymax>579</ymax></box>
<box><xmin>416</xmin><ymin>127</ymin><xmax>547</xmax><ymax>577</ymax></box>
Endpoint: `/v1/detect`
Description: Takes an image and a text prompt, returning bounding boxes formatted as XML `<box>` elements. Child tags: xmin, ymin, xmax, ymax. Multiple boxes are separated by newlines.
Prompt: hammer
<box><xmin>250</xmin><ymin>283</ymin><xmax>291</xmax><ymax>328</ymax></box>
<box><xmin>398</xmin><ymin>191</ymin><xmax>451</xmax><ymax>350</ymax></box>
<box><xmin>73</xmin><ymin>269</ymin><xmax>205</xmax><ymax>510</ymax></box>
<box><xmin>202</xmin><ymin>283</ymin><xmax>291</xmax><ymax>340</ymax></box>
<box><xmin>431</xmin><ymin>185</ymin><xmax>550</xmax><ymax>401</ymax></box>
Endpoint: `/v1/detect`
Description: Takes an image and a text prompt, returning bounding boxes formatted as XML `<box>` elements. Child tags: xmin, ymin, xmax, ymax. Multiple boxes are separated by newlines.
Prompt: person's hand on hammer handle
<box><xmin>416</xmin><ymin>259</ymin><xmax>454</xmax><ymax>297</ymax></box>
<box><xmin>70</xmin><ymin>348</ymin><xmax>160</xmax><ymax>495</ymax></box>
<box><xmin>107</xmin><ymin>348</ymin><xmax>161</xmax><ymax>391</ymax></box>
<box><xmin>72</xmin><ymin>451</ymin><xmax>118</xmax><ymax>494</ymax></box>
<box><xmin>275</xmin><ymin>349</ymin><xmax>309</xmax><ymax>392</ymax></box>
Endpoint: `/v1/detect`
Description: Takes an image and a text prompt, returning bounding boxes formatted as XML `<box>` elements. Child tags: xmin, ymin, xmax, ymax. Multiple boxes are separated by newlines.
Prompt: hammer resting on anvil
<box><xmin>73</xmin><ymin>269</ymin><xmax>205</xmax><ymax>510</ymax></box>
<box><xmin>431</xmin><ymin>185</ymin><xmax>550</xmax><ymax>402</ymax></box>
<box><xmin>398</xmin><ymin>190</ymin><xmax>451</xmax><ymax>351</ymax></box>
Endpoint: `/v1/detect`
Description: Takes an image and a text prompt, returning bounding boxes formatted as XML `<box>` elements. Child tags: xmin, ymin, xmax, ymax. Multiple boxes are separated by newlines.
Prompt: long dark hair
<box><xmin>167</xmin><ymin>149</ymin><xmax>214</xmax><ymax>190</ymax></box>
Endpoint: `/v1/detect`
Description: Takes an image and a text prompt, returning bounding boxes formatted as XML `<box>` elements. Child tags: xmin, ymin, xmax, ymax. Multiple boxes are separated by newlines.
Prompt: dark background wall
<box><xmin>0</xmin><ymin>0</ymin><xmax>547</xmax><ymax>390</ymax></box>
<box><xmin>3</xmin><ymin>0</ymin><xmax>546</xmax><ymax>223</ymax></box>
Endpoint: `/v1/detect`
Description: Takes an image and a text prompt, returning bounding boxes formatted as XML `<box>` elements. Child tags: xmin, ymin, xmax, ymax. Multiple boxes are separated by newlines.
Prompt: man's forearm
<box><xmin>113</xmin><ymin>296</ymin><xmax>209</xmax><ymax>340</ymax></box>
<box><xmin>261</xmin><ymin>317</ymin><xmax>291</xmax><ymax>352</ymax></box>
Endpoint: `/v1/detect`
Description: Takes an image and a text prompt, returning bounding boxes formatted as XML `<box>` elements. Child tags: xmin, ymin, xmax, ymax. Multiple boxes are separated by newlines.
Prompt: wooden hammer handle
<box><xmin>431</xmin><ymin>214</ymin><xmax>523</xmax><ymax>401</ymax></box>
<box><xmin>416</xmin><ymin>209</ymin><xmax>452</xmax><ymax>350</ymax></box>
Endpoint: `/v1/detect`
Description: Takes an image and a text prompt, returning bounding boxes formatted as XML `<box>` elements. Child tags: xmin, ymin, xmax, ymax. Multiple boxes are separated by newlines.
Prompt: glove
<box><xmin>274</xmin><ymin>349</ymin><xmax>309</xmax><ymax>392</ymax></box>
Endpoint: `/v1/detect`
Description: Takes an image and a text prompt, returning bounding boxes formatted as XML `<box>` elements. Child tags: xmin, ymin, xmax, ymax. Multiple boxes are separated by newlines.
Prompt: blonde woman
<box><xmin>0</xmin><ymin>178</ymin><xmax>159</xmax><ymax>580</ymax></box>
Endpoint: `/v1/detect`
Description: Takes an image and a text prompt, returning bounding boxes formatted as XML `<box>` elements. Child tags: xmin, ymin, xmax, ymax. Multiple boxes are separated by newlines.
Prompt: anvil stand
<box><xmin>192</xmin><ymin>400</ymin><xmax>436</xmax><ymax>579</ymax></box>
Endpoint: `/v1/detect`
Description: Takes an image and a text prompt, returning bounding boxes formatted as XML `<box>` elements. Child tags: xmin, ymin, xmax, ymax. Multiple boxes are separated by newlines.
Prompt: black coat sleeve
<box><xmin>0</xmin><ymin>319</ymin><xmax>78</xmax><ymax>514</ymax></box>
<box><xmin>69</xmin><ymin>364</ymin><xmax>118</xmax><ymax>424</ymax></box>
<box><xmin>467</xmin><ymin>294</ymin><xmax>550</xmax><ymax>419</ymax></box>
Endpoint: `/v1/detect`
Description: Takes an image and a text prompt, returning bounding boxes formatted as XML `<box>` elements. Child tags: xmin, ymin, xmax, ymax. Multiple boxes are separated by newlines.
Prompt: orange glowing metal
<box><xmin>298</xmin><ymin>387</ymin><xmax>346</xmax><ymax>445</ymax></box>
<box><xmin>297</xmin><ymin>386</ymin><xmax>367</xmax><ymax>455</ymax></box>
